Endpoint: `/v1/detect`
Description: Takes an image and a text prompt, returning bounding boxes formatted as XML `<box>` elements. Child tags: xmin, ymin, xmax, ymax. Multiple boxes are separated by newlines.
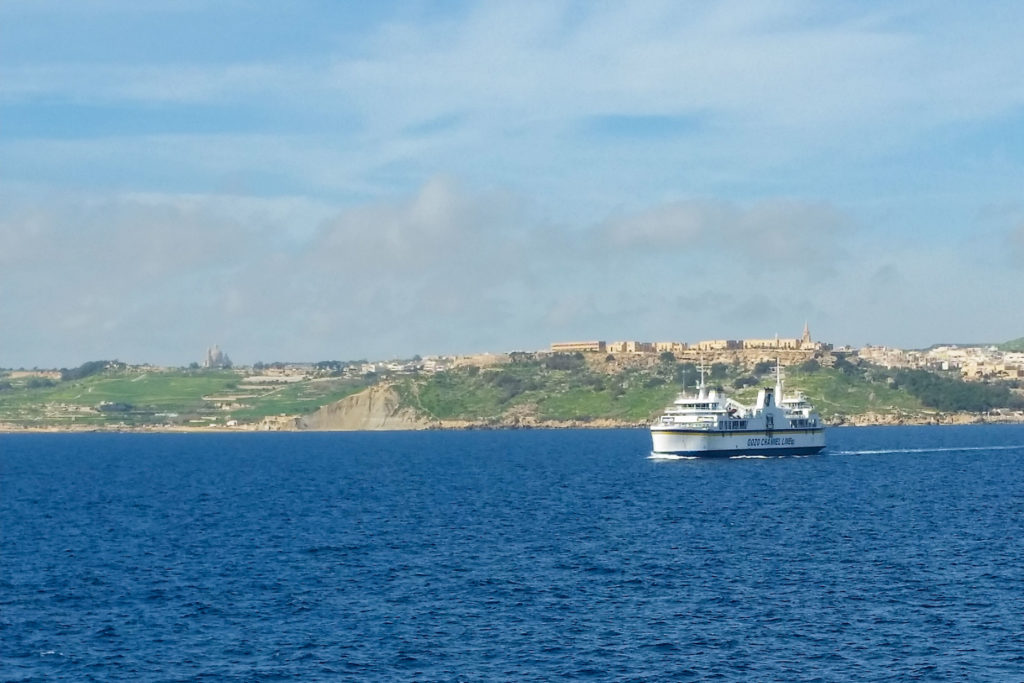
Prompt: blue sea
<box><xmin>3</xmin><ymin>425</ymin><xmax>1024</xmax><ymax>681</ymax></box>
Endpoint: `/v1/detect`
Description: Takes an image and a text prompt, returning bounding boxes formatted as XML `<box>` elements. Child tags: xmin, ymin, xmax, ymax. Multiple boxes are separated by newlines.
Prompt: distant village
<box><xmin>551</xmin><ymin>326</ymin><xmax>1024</xmax><ymax>381</ymax></box>
<box><xmin>551</xmin><ymin>323</ymin><xmax>829</xmax><ymax>355</ymax></box>
<box><xmin>6</xmin><ymin>326</ymin><xmax>1021</xmax><ymax>386</ymax></box>
<box><xmin>858</xmin><ymin>344</ymin><xmax>1024</xmax><ymax>381</ymax></box>
<box><xmin>186</xmin><ymin>325</ymin><xmax>1023</xmax><ymax>384</ymax></box>
<box><xmin>549</xmin><ymin>330</ymin><xmax>1024</xmax><ymax>382</ymax></box>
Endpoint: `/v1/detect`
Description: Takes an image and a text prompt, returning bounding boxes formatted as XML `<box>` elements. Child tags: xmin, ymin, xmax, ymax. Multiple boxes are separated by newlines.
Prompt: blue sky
<box><xmin>2</xmin><ymin>1</ymin><xmax>1024</xmax><ymax>367</ymax></box>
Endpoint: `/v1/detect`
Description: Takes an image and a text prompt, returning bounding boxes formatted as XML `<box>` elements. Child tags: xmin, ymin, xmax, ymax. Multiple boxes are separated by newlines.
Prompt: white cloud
<box><xmin>4</xmin><ymin>2</ymin><xmax>1023</xmax><ymax>221</ymax></box>
<box><xmin>7</xmin><ymin>3</ymin><xmax>1024</xmax><ymax>136</ymax></box>
<box><xmin>2</xmin><ymin>176</ymin><xmax>1022</xmax><ymax>367</ymax></box>
<box><xmin>600</xmin><ymin>199</ymin><xmax>849</xmax><ymax>267</ymax></box>
<box><xmin>2</xmin><ymin>3</ymin><xmax>1024</xmax><ymax>364</ymax></box>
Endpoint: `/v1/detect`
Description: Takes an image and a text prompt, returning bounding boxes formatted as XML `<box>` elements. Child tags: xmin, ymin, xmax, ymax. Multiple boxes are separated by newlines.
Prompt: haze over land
<box><xmin>3</xmin><ymin>2</ymin><xmax>1024</xmax><ymax>368</ymax></box>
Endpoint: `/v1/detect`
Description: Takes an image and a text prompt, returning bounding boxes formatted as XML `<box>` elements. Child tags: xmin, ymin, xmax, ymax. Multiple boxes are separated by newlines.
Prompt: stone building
<box><xmin>204</xmin><ymin>345</ymin><xmax>232</xmax><ymax>369</ymax></box>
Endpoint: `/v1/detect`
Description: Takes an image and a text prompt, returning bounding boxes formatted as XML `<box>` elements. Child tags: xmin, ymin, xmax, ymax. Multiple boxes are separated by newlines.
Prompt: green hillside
<box><xmin>2</xmin><ymin>352</ymin><xmax>1022</xmax><ymax>430</ymax></box>
<box><xmin>394</xmin><ymin>353</ymin><xmax>1023</xmax><ymax>425</ymax></box>
<box><xmin>394</xmin><ymin>357</ymin><xmax>679</xmax><ymax>423</ymax></box>
<box><xmin>732</xmin><ymin>366</ymin><xmax>926</xmax><ymax>419</ymax></box>
<box><xmin>395</xmin><ymin>356</ymin><xmax>920</xmax><ymax>424</ymax></box>
<box><xmin>998</xmin><ymin>337</ymin><xmax>1024</xmax><ymax>352</ymax></box>
<box><xmin>0</xmin><ymin>365</ymin><xmax>368</xmax><ymax>428</ymax></box>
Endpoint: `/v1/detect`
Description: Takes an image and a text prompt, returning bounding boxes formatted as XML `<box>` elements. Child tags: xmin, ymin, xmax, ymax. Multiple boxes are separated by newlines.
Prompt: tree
<box><xmin>659</xmin><ymin>351</ymin><xmax>677</xmax><ymax>364</ymax></box>
<box><xmin>60</xmin><ymin>360</ymin><xmax>123</xmax><ymax>382</ymax></box>
<box><xmin>799</xmin><ymin>359</ymin><xmax>821</xmax><ymax>373</ymax></box>
<box><xmin>892</xmin><ymin>369</ymin><xmax>1024</xmax><ymax>412</ymax></box>
<box><xmin>674</xmin><ymin>362</ymin><xmax>697</xmax><ymax>387</ymax></box>
<box><xmin>833</xmin><ymin>356</ymin><xmax>859</xmax><ymax>376</ymax></box>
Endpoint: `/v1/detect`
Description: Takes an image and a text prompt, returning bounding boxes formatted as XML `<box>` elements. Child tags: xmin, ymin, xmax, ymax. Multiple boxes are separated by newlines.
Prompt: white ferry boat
<box><xmin>650</xmin><ymin>362</ymin><xmax>825</xmax><ymax>457</ymax></box>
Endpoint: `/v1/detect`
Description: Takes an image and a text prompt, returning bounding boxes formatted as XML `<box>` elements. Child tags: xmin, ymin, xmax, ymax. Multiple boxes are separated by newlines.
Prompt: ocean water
<box><xmin>3</xmin><ymin>425</ymin><xmax>1024</xmax><ymax>681</ymax></box>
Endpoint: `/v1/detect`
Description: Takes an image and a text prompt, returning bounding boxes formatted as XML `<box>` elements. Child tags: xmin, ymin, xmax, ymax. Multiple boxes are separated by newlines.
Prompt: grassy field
<box><xmin>534</xmin><ymin>383</ymin><xmax>678</xmax><ymax>421</ymax></box>
<box><xmin>0</xmin><ymin>368</ymin><xmax>368</xmax><ymax>427</ymax></box>
<box><xmin>228</xmin><ymin>379</ymin><xmax>368</xmax><ymax>420</ymax></box>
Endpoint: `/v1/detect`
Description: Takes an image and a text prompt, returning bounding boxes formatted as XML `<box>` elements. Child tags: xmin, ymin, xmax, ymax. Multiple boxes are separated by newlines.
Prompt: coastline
<box><xmin>3</xmin><ymin>412</ymin><xmax>1023</xmax><ymax>434</ymax></box>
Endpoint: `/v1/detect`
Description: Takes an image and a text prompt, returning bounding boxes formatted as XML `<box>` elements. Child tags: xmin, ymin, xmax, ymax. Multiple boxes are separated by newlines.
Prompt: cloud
<box><xmin>3</xmin><ymin>176</ymin><xmax>1023</xmax><ymax>367</ymax></box>
<box><xmin>0</xmin><ymin>189</ymin><xmax>331</xmax><ymax>364</ymax></box>
<box><xmin>7</xmin><ymin>3</ymin><xmax>1024</xmax><ymax>141</ymax></box>
<box><xmin>0</xmin><ymin>179</ymin><xmax>849</xmax><ymax>366</ymax></box>
<box><xmin>3</xmin><ymin>2</ymin><xmax>1023</xmax><ymax>238</ymax></box>
<box><xmin>3</xmin><ymin>2</ymin><xmax>1024</xmax><ymax>363</ymax></box>
<box><xmin>600</xmin><ymin>198</ymin><xmax>849</xmax><ymax>266</ymax></box>
<box><xmin>0</xmin><ymin>179</ymin><xmax>544</xmax><ymax>365</ymax></box>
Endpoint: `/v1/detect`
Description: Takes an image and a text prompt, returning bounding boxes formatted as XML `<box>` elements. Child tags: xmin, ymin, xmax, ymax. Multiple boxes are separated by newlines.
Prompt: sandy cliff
<box><xmin>301</xmin><ymin>384</ymin><xmax>432</xmax><ymax>431</ymax></box>
<box><xmin>299</xmin><ymin>384</ymin><xmax>649</xmax><ymax>431</ymax></box>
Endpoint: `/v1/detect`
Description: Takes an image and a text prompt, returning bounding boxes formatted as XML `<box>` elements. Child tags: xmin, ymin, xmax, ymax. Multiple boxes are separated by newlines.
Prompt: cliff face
<box><xmin>302</xmin><ymin>381</ymin><xmax>1024</xmax><ymax>432</ymax></box>
<box><xmin>301</xmin><ymin>384</ymin><xmax>647</xmax><ymax>431</ymax></box>
<box><xmin>301</xmin><ymin>384</ymin><xmax>432</xmax><ymax>431</ymax></box>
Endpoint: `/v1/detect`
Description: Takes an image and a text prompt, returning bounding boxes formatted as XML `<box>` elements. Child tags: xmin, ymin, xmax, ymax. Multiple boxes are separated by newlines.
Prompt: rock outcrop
<box><xmin>301</xmin><ymin>384</ymin><xmax>433</xmax><ymax>431</ymax></box>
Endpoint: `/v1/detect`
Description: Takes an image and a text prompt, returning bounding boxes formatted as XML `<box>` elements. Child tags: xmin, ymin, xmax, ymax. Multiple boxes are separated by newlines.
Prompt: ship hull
<box><xmin>650</xmin><ymin>428</ymin><xmax>826</xmax><ymax>457</ymax></box>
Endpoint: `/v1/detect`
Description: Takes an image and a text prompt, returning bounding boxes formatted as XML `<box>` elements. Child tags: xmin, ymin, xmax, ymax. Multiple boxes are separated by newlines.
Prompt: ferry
<box><xmin>650</xmin><ymin>362</ymin><xmax>825</xmax><ymax>457</ymax></box>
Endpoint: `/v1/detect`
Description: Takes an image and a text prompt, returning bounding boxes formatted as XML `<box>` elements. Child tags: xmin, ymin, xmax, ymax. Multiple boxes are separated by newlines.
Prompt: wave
<box><xmin>647</xmin><ymin>453</ymin><xmax>698</xmax><ymax>460</ymax></box>
<box><xmin>833</xmin><ymin>445</ymin><xmax>1024</xmax><ymax>456</ymax></box>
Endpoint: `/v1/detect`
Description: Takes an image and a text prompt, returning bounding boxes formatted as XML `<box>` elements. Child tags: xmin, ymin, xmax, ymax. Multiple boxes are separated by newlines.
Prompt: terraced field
<box><xmin>0</xmin><ymin>368</ymin><xmax>368</xmax><ymax>428</ymax></box>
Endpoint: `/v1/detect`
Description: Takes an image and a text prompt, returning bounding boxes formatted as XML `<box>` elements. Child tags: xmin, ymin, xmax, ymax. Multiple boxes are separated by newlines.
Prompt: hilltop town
<box><xmin>550</xmin><ymin>326</ymin><xmax>1024</xmax><ymax>381</ymax></box>
<box><xmin>2</xmin><ymin>328</ymin><xmax>1023</xmax><ymax>432</ymax></box>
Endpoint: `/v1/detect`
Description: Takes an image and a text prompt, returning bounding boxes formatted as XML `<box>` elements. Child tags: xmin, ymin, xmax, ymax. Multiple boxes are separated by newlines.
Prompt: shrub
<box><xmin>61</xmin><ymin>360</ymin><xmax>124</xmax><ymax>382</ymax></box>
<box><xmin>732</xmin><ymin>376</ymin><xmax>758</xmax><ymax>389</ymax></box>
<box><xmin>799</xmin><ymin>359</ymin><xmax>821</xmax><ymax>373</ymax></box>
<box><xmin>544</xmin><ymin>353</ymin><xmax>586</xmax><ymax>371</ymax></box>
<box><xmin>709</xmin><ymin>363</ymin><xmax>729</xmax><ymax>380</ymax></box>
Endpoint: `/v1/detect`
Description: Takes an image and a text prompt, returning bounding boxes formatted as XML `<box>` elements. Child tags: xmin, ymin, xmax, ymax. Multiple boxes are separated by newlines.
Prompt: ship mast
<box><xmin>774</xmin><ymin>358</ymin><xmax>783</xmax><ymax>404</ymax></box>
<box><xmin>697</xmin><ymin>356</ymin><xmax>707</xmax><ymax>400</ymax></box>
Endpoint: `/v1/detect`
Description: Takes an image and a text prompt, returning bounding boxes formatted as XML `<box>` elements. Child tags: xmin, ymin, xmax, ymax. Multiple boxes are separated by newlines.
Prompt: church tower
<box><xmin>802</xmin><ymin>321</ymin><xmax>811</xmax><ymax>346</ymax></box>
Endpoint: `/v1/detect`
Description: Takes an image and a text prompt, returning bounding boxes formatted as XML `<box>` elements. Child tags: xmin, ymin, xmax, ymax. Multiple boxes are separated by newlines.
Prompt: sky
<box><xmin>2</xmin><ymin>1</ymin><xmax>1024</xmax><ymax>368</ymax></box>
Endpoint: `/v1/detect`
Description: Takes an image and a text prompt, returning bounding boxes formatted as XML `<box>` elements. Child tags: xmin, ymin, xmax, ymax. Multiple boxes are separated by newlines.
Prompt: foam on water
<box><xmin>647</xmin><ymin>452</ymin><xmax>697</xmax><ymax>460</ymax></box>
<box><xmin>834</xmin><ymin>444</ymin><xmax>1024</xmax><ymax>456</ymax></box>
